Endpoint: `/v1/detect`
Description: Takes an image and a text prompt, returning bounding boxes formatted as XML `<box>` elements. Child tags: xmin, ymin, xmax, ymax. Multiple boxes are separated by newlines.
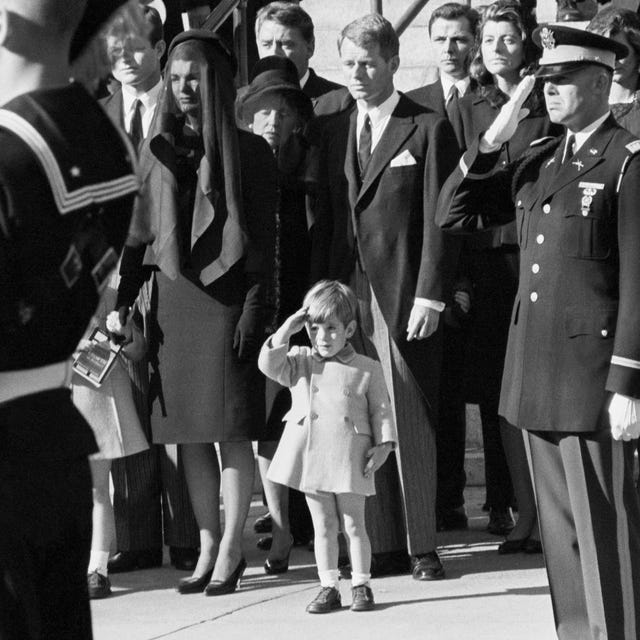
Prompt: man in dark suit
<box><xmin>437</xmin><ymin>25</ymin><xmax>640</xmax><ymax>638</ymax></box>
<box><xmin>406</xmin><ymin>2</ymin><xmax>478</xmax><ymax>148</ymax></box>
<box><xmin>255</xmin><ymin>2</ymin><xmax>342</xmax><ymax>107</ymax></box>
<box><xmin>311</xmin><ymin>14</ymin><xmax>460</xmax><ymax>581</ymax></box>
<box><xmin>100</xmin><ymin>5</ymin><xmax>200</xmax><ymax>576</ymax></box>
<box><xmin>407</xmin><ymin>2</ymin><xmax>479</xmax><ymax>533</ymax></box>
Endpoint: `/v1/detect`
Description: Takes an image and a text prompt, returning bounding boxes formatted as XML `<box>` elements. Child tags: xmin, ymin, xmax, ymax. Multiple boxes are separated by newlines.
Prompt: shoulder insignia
<box><xmin>625</xmin><ymin>140</ymin><xmax>640</xmax><ymax>154</ymax></box>
<box><xmin>529</xmin><ymin>136</ymin><xmax>555</xmax><ymax>147</ymax></box>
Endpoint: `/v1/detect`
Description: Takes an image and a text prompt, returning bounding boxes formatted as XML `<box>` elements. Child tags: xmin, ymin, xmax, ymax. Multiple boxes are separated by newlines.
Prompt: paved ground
<box><xmin>91</xmin><ymin>487</ymin><xmax>557</xmax><ymax>640</ymax></box>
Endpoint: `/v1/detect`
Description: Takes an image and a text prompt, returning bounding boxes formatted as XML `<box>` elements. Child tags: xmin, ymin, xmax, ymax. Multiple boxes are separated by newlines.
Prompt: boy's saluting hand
<box><xmin>271</xmin><ymin>308</ymin><xmax>308</xmax><ymax>347</ymax></box>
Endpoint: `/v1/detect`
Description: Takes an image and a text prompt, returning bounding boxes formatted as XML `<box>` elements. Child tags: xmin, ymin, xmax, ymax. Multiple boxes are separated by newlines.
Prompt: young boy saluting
<box><xmin>258</xmin><ymin>280</ymin><xmax>397</xmax><ymax>613</ymax></box>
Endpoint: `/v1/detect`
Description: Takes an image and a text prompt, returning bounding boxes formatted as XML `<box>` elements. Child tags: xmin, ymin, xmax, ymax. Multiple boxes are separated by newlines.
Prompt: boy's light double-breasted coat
<box><xmin>259</xmin><ymin>339</ymin><xmax>397</xmax><ymax>496</ymax></box>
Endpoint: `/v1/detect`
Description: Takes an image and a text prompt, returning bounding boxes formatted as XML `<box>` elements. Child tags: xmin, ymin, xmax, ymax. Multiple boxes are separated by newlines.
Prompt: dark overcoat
<box><xmin>311</xmin><ymin>94</ymin><xmax>460</xmax><ymax>408</ymax></box>
<box><xmin>437</xmin><ymin>115</ymin><xmax>640</xmax><ymax>431</ymax></box>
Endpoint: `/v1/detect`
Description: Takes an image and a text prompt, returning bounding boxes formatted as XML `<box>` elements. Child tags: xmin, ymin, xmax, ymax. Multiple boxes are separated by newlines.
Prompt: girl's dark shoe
<box><xmin>204</xmin><ymin>557</ymin><xmax>247</xmax><ymax>596</ymax></box>
<box><xmin>498</xmin><ymin>538</ymin><xmax>527</xmax><ymax>555</ymax></box>
<box><xmin>306</xmin><ymin>586</ymin><xmax>342</xmax><ymax>613</ymax></box>
<box><xmin>176</xmin><ymin>568</ymin><xmax>213</xmax><ymax>594</ymax></box>
<box><xmin>87</xmin><ymin>571</ymin><xmax>111</xmax><ymax>599</ymax></box>
<box><xmin>253</xmin><ymin>513</ymin><xmax>272</xmax><ymax>534</ymax></box>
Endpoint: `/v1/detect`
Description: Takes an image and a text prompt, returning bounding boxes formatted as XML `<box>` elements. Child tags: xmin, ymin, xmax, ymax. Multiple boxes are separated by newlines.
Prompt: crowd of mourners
<box><xmin>5</xmin><ymin>0</ymin><xmax>640</xmax><ymax>637</ymax></box>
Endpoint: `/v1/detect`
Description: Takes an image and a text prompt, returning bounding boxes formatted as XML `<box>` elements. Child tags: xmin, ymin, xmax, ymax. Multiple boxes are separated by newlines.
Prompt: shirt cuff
<box><xmin>414</xmin><ymin>297</ymin><xmax>445</xmax><ymax>312</ymax></box>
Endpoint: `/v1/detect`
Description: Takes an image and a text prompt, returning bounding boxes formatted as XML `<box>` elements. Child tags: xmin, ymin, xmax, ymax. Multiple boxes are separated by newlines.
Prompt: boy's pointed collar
<box><xmin>311</xmin><ymin>343</ymin><xmax>357</xmax><ymax>363</ymax></box>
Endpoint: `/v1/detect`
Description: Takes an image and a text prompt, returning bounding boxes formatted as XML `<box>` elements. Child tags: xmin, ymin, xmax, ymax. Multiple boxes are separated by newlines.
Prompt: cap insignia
<box><xmin>540</xmin><ymin>27</ymin><xmax>556</xmax><ymax>50</ymax></box>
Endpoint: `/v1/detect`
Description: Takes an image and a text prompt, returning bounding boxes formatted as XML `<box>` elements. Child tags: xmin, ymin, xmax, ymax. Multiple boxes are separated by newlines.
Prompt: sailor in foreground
<box><xmin>437</xmin><ymin>24</ymin><xmax>640</xmax><ymax>640</ymax></box>
<box><xmin>0</xmin><ymin>1</ymin><xmax>139</xmax><ymax>638</ymax></box>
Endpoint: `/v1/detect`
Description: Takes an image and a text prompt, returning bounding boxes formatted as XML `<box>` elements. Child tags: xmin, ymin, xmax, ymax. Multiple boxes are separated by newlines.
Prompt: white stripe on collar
<box><xmin>0</xmin><ymin>109</ymin><xmax>139</xmax><ymax>215</ymax></box>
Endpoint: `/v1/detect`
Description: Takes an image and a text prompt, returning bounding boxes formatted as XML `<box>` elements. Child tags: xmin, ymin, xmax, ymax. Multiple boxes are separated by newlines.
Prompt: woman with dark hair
<box><xmin>588</xmin><ymin>6</ymin><xmax>640</xmax><ymax>135</ymax></box>
<box><xmin>117</xmin><ymin>30</ymin><xmax>277</xmax><ymax>595</ymax></box>
<box><xmin>456</xmin><ymin>0</ymin><xmax>561</xmax><ymax>553</ymax></box>
<box><xmin>237</xmin><ymin>55</ymin><xmax>315</xmax><ymax>574</ymax></box>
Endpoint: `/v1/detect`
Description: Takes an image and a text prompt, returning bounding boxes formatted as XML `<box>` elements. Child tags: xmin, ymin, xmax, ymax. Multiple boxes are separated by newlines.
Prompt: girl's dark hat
<box><xmin>533</xmin><ymin>24</ymin><xmax>628</xmax><ymax>77</ymax></box>
<box><xmin>168</xmin><ymin>29</ymin><xmax>237</xmax><ymax>75</ymax></box>
<box><xmin>238</xmin><ymin>56</ymin><xmax>313</xmax><ymax>122</ymax></box>
<box><xmin>70</xmin><ymin>0</ymin><xmax>128</xmax><ymax>61</ymax></box>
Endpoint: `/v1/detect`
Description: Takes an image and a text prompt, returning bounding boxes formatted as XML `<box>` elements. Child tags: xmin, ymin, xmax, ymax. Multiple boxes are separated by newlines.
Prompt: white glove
<box><xmin>609</xmin><ymin>393</ymin><xmax>640</xmax><ymax>441</ymax></box>
<box><xmin>481</xmin><ymin>75</ymin><xmax>536</xmax><ymax>152</ymax></box>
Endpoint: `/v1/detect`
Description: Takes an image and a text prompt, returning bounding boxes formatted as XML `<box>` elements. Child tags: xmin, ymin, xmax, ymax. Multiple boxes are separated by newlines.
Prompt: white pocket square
<box><xmin>390</xmin><ymin>149</ymin><xmax>417</xmax><ymax>167</ymax></box>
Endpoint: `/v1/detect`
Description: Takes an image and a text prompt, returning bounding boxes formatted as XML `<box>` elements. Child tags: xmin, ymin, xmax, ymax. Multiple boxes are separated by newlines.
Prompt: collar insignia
<box><xmin>572</xmin><ymin>160</ymin><xmax>584</xmax><ymax>170</ymax></box>
<box><xmin>589</xmin><ymin>148</ymin><xmax>598</xmax><ymax>155</ymax></box>
<box><xmin>540</xmin><ymin>27</ymin><xmax>556</xmax><ymax>50</ymax></box>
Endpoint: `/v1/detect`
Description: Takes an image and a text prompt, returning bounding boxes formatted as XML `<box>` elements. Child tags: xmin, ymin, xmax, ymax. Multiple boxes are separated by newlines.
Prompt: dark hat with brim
<box><xmin>533</xmin><ymin>24</ymin><xmax>628</xmax><ymax>77</ymax></box>
<box><xmin>168</xmin><ymin>29</ymin><xmax>237</xmax><ymax>76</ymax></box>
<box><xmin>70</xmin><ymin>0</ymin><xmax>128</xmax><ymax>61</ymax></box>
<box><xmin>238</xmin><ymin>56</ymin><xmax>313</xmax><ymax>123</ymax></box>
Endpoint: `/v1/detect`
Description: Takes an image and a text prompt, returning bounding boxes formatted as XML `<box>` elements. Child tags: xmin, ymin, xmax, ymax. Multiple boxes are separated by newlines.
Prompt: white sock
<box><xmin>318</xmin><ymin>569</ymin><xmax>339</xmax><ymax>589</ymax></box>
<box><xmin>351</xmin><ymin>572</ymin><xmax>371</xmax><ymax>587</ymax></box>
<box><xmin>88</xmin><ymin>551</ymin><xmax>110</xmax><ymax>576</ymax></box>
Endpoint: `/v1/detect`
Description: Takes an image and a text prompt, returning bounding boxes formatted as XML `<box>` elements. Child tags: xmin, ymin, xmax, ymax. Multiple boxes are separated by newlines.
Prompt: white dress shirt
<box><xmin>440</xmin><ymin>75</ymin><xmax>471</xmax><ymax>103</ymax></box>
<box><xmin>122</xmin><ymin>79</ymin><xmax>163</xmax><ymax>138</ymax></box>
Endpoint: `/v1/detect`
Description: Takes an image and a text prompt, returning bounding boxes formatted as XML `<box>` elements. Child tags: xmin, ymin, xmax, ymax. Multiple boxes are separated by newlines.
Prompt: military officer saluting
<box><xmin>437</xmin><ymin>24</ymin><xmax>640</xmax><ymax>640</ymax></box>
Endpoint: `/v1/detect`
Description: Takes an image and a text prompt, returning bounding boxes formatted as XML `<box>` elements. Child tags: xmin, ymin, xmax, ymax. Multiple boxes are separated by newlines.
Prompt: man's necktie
<box><xmin>562</xmin><ymin>133</ymin><xmax>575</xmax><ymax>164</ymax></box>
<box><xmin>358</xmin><ymin>114</ymin><xmax>372</xmax><ymax>175</ymax></box>
<box><xmin>129</xmin><ymin>99</ymin><xmax>143</xmax><ymax>150</ymax></box>
<box><xmin>446</xmin><ymin>85</ymin><xmax>460</xmax><ymax>124</ymax></box>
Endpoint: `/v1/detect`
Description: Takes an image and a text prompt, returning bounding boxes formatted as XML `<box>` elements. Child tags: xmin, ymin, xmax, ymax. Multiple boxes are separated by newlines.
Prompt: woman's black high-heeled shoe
<box><xmin>176</xmin><ymin>568</ymin><xmax>213</xmax><ymax>594</ymax></box>
<box><xmin>264</xmin><ymin>535</ymin><xmax>293</xmax><ymax>575</ymax></box>
<box><xmin>204</xmin><ymin>557</ymin><xmax>247</xmax><ymax>596</ymax></box>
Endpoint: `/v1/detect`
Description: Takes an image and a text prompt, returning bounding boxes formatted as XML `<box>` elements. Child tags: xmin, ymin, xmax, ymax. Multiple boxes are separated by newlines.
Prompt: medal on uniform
<box><xmin>581</xmin><ymin>190</ymin><xmax>594</xmax><ymax>216</ymax></box>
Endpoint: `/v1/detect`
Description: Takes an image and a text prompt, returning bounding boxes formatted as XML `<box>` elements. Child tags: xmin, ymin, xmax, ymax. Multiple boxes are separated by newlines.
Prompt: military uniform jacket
<box><xmin>436</xmin><ymin>115</ymin><xmax>640</xmax><ymax>432</ymax></box>
<box><xmin>0</xmin><ymin>83</ymin><xmax>138</xmax><ymax>457</ymax></box>
<box><xmin>259</xmin><ymin>339</ymin><xmax>397</xmax><ymax>495</ymax></box>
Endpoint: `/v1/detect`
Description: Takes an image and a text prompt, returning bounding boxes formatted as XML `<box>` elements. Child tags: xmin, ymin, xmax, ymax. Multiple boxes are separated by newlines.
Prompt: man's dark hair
<box><xmin>428</xmin><ymin>3</ymin><xmax>481</xmax><ymax>37</ymax></box>
<box><xmin>105</xmin><ymin>4</ymin><xmax>164</xmax><ymax>46</ymax></box>
<box><xmin>255</xmin><ymin>2</ymin><xmax>314</xmax><ymax>44</ymax></box>
<box><xmin>338</xmin><ymin>14</ymin><xmax>399</xmax><ymax>61</ymax></box>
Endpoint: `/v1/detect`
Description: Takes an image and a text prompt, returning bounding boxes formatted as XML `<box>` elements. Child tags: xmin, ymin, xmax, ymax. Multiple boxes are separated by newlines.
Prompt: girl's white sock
<box><xmin>88</xmin><ymin>550</ymin><xmax>110</xmax><ymax>576</ymax></box>
<box><xmin>351</xmin><ymin>572</ymin><xmax>371</xmax><ymax>587</ymax></box>
<box><xmin>318</xmin><ymin>569</ymin><xmax>340</xmax><ymax>589</ymax></box>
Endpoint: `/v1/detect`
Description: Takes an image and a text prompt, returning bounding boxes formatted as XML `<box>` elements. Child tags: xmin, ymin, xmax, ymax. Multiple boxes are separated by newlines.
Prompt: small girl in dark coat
<box><xmin>258</xmin><ymin>281</ymin><xmax>397</xmax><ymax>614</ymax></box>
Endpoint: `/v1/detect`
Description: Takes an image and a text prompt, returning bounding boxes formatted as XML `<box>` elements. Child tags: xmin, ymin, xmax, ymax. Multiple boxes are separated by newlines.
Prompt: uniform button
<box><xmin>542</xmin><ymin>204</ymin><xmax>551</xmax><ymax>214</ymax></box>
<box><xmin>536</xmin><ymin>234</ymin><xmax>544</xmax><ymax>244</ymax></box>
<box><xmin>311</xmin><ymin>386</ymin><xmax>319</xmax><ymax>393</ymax></box>
<box><xmin>601</xmin><ymin>329</ymin><xmax>609</xmax><ymax>337</ymax></box>
<box><xmin>530</xmin><ymin>292</ymin><xmax>538</xmax><ymax>302</ymax></box>
<box><xmin>310</xmin><ymin>413</ymin><xmax>318</xmax><ymax>420</ymax></box>
<box><xmin>531</xmin><ymin>263</ymin><xmax>540</xmax><ymax>274</ymax></box>
<box><xmin>517</xmin><ymin>200</ymin><xmax>522</xmax><ymax>207</ymax></box>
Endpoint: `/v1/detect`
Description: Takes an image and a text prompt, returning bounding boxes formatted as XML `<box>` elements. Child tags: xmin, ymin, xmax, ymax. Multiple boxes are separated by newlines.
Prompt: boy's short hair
<box><xmin>338</xmin><ymin>14</ymin><xmax>399</xmax><ymax>61</ymax></box>
<box><xmin>255</xmin><ymin>2</ymin><xmax>314</xmax><ymax>44</ymax></box>
<box><xmin>303</xmin><ymin>280</ymin><xmax>358</xmax><ymax>327</ymax></box>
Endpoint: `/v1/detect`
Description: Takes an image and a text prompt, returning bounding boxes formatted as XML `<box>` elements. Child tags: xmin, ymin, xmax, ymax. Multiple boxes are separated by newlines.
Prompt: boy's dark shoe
<box><xmin>87</xmin><ymin>571</ymin><xmax>111</xmax><ymax>599</ymax></box>
<box><xmin>351</xmin><ymin>585</ymin><xmax>375</xmax><ymax>611</ymax></box>
<box><xmin>306</xmin><ymin>587</ymin><xmax>342</xmax><ymax>613</ymax></box>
